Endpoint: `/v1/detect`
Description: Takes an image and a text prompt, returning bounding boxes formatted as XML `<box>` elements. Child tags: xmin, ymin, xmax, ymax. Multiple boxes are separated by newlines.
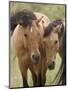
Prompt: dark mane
<box><xmin>43</xmin><ymin>23</ymin><xmax>52</xmax><ymax>37</ymax></box>
<box><xmin>52</xmin><ymin>19</ymin><xmax>63</xmax><ymax>27</ymax></box>
<box><xmin>10</xmin><ymin>9</ymin><xmax>37</xmax><ymax>32</ymax></box>
<box><xmin>43</xmin><ymin>19</ymin><xmax>64</xmax><ymax>37</ymax></box>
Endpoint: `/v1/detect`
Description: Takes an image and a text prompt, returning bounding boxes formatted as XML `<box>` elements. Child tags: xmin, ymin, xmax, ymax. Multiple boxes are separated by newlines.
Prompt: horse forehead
<box><xmin>45</xmin><ymin>32</ymin><xmax>58</xmax><ymax>43</ymax></box>
<box><xmin>31</xmin><ymin>24</ymin><xmax>39</xmax><ymax>34</ymax></box>
<box><xmin>29</xmin><ymin>30</ymin><xmax>40</xmax><ymax>41</ymax></box>
<box><xmin>30</xmin><ymin>30</ymin><xmax>39</xmax><ymax>37</ymax></box>
<box><xmin>50</xmin><ymin>32</ymin><xmax>58</xmax><ymax>39</ymax></box>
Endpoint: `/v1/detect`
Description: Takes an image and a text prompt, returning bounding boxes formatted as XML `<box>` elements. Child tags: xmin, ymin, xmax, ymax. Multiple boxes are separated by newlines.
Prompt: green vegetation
<box><xmin>10</xmin><ymin>2</ymin><xmax>65</xmax><ymax>19</ymax></box>
<box><xmin>10</xmin><ymin>2</ymin><xmax>65</xmax><ymax>88</ymax></box>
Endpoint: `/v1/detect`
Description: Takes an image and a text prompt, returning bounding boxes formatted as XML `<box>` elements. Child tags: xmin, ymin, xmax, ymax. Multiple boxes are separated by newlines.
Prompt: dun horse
<box><xmin>44</xmin><ymin>19</ymin><xmax>66</xmax><ymax>84</ymax></box>
<box><xmin>11</xmin><ymin>10</ymin><xmax>48</xmax><ymax>87</ymax></box>
<box><xmin>49</xmin><ymin>19</ymin><xmax>66</xmax><ymax>84</ymax></box>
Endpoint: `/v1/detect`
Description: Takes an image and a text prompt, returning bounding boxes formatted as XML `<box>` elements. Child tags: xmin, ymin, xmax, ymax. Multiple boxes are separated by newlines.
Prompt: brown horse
<box><xmin>10</xmin><ymin>10</ymin><xmax>50</xmax><ymax>87</ymax></box>
<box><xmin>43</xmin><ymin>19</ymin><xmax>66</xmax><ymax>84</ymax></box>
<box><xmin>50</xmin><ymin>19</ymin><xmax>66</xmax><ymax>85</ymax></box>
<box><xmin>42</xmin><ymin>20</ymin><xmax>60</xmax><ymax>69</ymax></box>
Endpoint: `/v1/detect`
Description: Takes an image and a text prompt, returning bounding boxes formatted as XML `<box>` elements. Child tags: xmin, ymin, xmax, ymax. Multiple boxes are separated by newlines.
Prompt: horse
<box><xmin>50</xmin><ymin>19</ymin><xmax>66</xmax><ymax>85</ymax></box>
<box><xmin>10</xmin><ymin>9</ymin><xmax>48</xmax><ymax>87</ymax></box>
<box><xmin>42</xmin><ymin>20</ymin><xmax>61</xmax><ymax>69</ymax></box>
<box><xmin>43</xmin><ymin>19</ymin><xmax>66</xmax><ymax>84</ymax></box>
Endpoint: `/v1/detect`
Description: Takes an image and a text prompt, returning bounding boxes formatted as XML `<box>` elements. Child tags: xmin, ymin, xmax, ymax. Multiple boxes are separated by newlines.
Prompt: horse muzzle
<box><xmin>31</xmin><ymin>52</ymin><xmax>41</xmax><ymax>63</ymax></box>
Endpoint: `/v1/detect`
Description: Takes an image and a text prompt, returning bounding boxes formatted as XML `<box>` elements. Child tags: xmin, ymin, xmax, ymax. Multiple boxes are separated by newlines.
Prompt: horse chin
<box><xmin>31</xmin><ymin>59</ymin><xmax>39</xmax><ymax>64</ymax></box>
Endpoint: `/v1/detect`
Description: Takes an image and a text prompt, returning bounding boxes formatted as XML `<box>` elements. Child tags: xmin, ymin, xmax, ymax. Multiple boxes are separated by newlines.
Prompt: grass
<box><xmin>10</xmin><ymin>53</ymin><xmax>62</xmax><ymax>88</ymax></box>
<box><xmin>9</xmin><ymin>2</ymin><xmax>65</xmax><ymax>88</ymax></box>
<box><xmin>10</xmin><ymin>2</ymin><xmax>65</xmax><ymax>20</ymax></box>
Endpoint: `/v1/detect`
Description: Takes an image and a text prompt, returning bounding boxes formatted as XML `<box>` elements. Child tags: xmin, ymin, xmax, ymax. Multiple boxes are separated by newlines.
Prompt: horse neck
<box><xmin>59</xmin><ymin>30</ymin><xmax>65</xmax><ymax>59</ymax></box>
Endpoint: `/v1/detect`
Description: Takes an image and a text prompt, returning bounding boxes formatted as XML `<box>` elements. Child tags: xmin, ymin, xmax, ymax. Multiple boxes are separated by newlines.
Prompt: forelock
<box><xmin>52</xmin><ymin>19</ymin><xmax>63</xmax><ymax>27</ymax></box>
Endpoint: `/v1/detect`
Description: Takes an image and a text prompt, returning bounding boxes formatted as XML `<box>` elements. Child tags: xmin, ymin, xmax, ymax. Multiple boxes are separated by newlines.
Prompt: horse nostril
<box><xmin>48</xmin><ymin>61</ymin><xmax>55</xmax><ymax>70</ymax></box>
<box><xmin>53</xmin><ymin>61</ymin><xmax>55</xmax><ymax>65</ymax></box>
<box><xmin>55</xmin><ymin>40</ymin><xmax>58</xmax><ymax>44</ymax></box>
<box><xmin>32</xmin><ymin>53</ymin><xmax>40</xmax><ymax>61</ymax></box>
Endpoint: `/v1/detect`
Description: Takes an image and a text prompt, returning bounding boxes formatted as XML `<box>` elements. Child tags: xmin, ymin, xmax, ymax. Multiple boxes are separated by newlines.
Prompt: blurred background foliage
<box><xmin>10</xmin><ymin>2</ymin><xmax>66</xmax><ymax>88</ymax></box>
<box><xmin>10</xmin><ymin>2</ymin><xmax>65</xmax><ymax>20</ymax></box>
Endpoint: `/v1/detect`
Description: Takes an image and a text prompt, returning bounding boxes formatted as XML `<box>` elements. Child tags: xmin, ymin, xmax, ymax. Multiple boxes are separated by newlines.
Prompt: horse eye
<box><xmin>24</xmin><ymin>34</ymin><xmax>27</xmax><ymax>37</ymax></box>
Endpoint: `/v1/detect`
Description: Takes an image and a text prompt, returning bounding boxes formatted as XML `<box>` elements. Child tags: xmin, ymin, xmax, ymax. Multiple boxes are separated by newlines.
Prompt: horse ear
<box><xmin>54</xmin><ymin>24</ymin><xmax>62</xmax><ymax>33</ymax></box>
<box><xmin>36</xmin><ymin>16</ymin><xmax>44</xmax><ymax>26</ymax></box>
<box><xmin>15</xmin><ymin>24</ymin><xmax>22</xmax><ymax>30</ymax></box>
<box><xmin>57</xmin><ymin>24</ymin><xmax>62</xmax><ymax>29</ymax></box>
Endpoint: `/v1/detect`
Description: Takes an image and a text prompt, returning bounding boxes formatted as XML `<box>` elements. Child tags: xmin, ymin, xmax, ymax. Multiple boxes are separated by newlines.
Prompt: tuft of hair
<box><xmin>43</xmin><ymin>19</ymin><xmax>64</xmax><ymax>37</ymax></box>
<box><xmin>10</xmin><ymin>9</ymin><xmax>37</xmax><ymax>33</ymax></box>
<box><xmin>52</xmin><ymin>19</ymin><xmax>64</xmax><ymax>37</ymax></box>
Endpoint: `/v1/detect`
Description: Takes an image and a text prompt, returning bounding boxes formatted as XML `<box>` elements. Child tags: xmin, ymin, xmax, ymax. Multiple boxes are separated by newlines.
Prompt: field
<box><xmin>10</xmin><ymin>2</ymin><xmax>65</xmax><ymax>88</ymax></box>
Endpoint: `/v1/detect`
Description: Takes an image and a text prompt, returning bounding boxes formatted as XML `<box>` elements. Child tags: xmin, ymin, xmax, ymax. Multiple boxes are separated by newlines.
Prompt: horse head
<box><xmin>42</xmin><ymin>19</ymin><xmax>64</xmax><ymax>69</ymax></box>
